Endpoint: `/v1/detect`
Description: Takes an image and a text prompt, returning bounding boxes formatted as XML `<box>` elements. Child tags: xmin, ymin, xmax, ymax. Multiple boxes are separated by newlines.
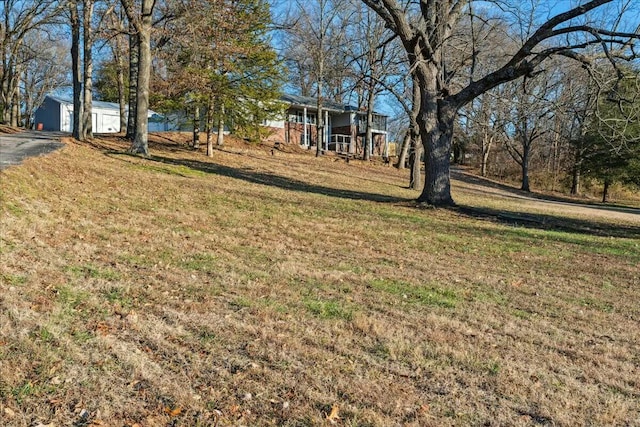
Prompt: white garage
<box><xmin>34</xmin><ymin>95</ymin><xmax>164</xmax><ymax>133</ymax></box>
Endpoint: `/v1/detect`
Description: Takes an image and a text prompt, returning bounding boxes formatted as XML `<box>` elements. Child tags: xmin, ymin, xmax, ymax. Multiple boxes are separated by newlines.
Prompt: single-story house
<box><xmin>264</xmin><ymin>94</ymin><xmax>389</xmax><ymax>156</ymax></box>
<box><xmin>34</xmin><ymin>95</ymin><xmax>166</xmax><ymax>133</ymax></box>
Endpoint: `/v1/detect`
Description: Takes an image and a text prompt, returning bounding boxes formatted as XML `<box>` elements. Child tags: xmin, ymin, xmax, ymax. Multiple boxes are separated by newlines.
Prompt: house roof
<box><xmin>45</xmin><ymin>95</ymin><xmax>162</xmax><ymax>118</ymax></box>
<box><xmin>281</xmin><ymin>94</ymin><xmax>385</xmax><ymax>115</ymax></box>
<box><xmin>47</xmin><ymin>95</ymin><xmax>123</xmax><ymax>111</ymax></box>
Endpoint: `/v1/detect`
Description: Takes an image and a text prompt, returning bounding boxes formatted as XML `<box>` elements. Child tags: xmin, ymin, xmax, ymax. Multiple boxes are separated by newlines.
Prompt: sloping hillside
<box><xmin>1</xmin><ymin>134</ymin><xmax>639</xmax><ymax>426</ymax></box>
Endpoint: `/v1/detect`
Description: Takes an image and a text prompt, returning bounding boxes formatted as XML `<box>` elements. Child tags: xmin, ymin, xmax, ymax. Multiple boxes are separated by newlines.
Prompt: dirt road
<box><xmin>452</xmin><ymin>168</ymin><xmax>640</xmax><ymax>225</ymax></box>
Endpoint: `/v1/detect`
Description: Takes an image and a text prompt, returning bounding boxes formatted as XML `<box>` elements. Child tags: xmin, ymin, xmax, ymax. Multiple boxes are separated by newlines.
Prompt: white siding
<box><xmin>265</xmin><ymin>119</ymin><xmax>285</xmax><ymax>129</ymax></box>
<box><xmin>99</xmin><ymin>113</ymin><xmax>120</xmax><ymax>133</ymax></box>
<box><xmin>61</xmin><ymin>103</ymin><xmax>73</xmax><ymax>132</ymax></box>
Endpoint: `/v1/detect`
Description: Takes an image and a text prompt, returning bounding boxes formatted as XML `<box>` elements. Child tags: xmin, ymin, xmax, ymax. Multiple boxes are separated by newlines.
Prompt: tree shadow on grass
<box><xmin>453</xmin><ymin>205</ymin><xmax>640</xmax><ymax>239</ymax></box>
<box><xmin>103</xmin><ymin>146</ymin><xmax>638</xmax><ymax>238</ymax></box>
<box><xmin>146</xmin><ymin>153</ymin><xmax>406</xmax><ymax>203</ymax></box>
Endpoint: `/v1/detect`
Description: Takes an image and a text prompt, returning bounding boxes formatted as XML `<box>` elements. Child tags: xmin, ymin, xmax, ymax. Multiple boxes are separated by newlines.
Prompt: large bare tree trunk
<box><xmin>81</xmin><ymin>0</ymin><xmax>94</xmax><ymax>141</ymax></box>
<box><xmin>129</xmin><ymin>0</ymin><xmax>154</xmax><ymax>155</ymax></box>
<box><xmin>361</xmin><ymin>0</ymin><xmax>639</xmax><ymax>206</ymax></box>
<box><xmin>416</xmin><ymin>66</ymin><xmax>455</xmax><ymax>206</ymax></box>
<box><xmin>126</xmin><ymin>30</ymin><xmax>138</xmax><ymax>139</ymax></box>
<box><xmin>69</xmin><ymin>0</ymin><xmax>82</xmax><ymax>139</ymax></box>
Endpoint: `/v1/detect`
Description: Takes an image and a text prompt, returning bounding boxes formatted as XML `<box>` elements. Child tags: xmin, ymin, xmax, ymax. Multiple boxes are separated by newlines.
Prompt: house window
<box><xmin>294</xmin><ymin>111</ymin><xmax>316</xmax><ymax>124</ymax></box>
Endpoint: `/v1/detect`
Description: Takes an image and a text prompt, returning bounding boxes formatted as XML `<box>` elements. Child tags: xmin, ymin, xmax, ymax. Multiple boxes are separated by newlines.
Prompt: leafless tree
<box><xmin>21</xmin><ymin>33</ymin><xmax>69</xmax><ymax>128</ymax></box>
<box><xmin>0</xmin><ymin>0</ymin><xmax>62</xmax><ymax>126</ymax></box>
<box><xmin>120</xmin><ymin>0</ymin><xmax>156</xmax><ymax>155</ymax></box>
<box><xmin>284</xmin><ymin>0</ymin><xmax>348</xmax><ymax>155</ymax></box>
<box><xmin>361</xmin><ymin>0</ymin><xmax>640</xmax><ymax>206</ymax></box>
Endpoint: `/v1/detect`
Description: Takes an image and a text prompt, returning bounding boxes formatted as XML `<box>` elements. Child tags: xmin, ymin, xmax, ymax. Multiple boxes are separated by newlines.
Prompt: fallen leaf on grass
<box><xmin>164</xmin><ymin>407</ymin><xmax>182</xmax><ymax>417</ymax></box>
<box><xmin>326</xmin><ymin>405</ymin><xmax>340</xmax><ymax>423</ymax></box>
<box><xmin>95</xmin><ymin>321</ymin><xmax>110</xmax><ymax>335</ymax></box>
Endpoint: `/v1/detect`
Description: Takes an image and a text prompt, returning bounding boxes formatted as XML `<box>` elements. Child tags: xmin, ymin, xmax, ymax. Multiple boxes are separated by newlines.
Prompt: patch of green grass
<box><xmin>513</xmin><ymin>309</ymin><xmax>532</xmax><ymax>319</ymax></box>
<box><xmin>3</xmin><ymin>202</ymin><xmax>24</xmax><ymax>216</ymax></box>
<box><xmin>577</xmin><ymin>297</ymin><xmax>614</xmax><ymax>313</ymax></box>
<box><xmin>374</xmin><ymin>207</ymin><xmax>432</xmax><ymax>226</ymax></box>
<box><xmin>102</xmin><ymin>286</ymin><xmax>133</xmax><ymax>308</ymax></box>
<box><xmin>473</xmin><ymin>289</ymin><xmax>508</xmax><ymax>305</ymax></box>
<box><xmin>72</xmin><ymin>329</ymin><xmax>94</xmax><ymax>343</ymax></box>
<box><xmin>197</xmin><ymin>328</ymin><xmax>218</xmax><ymax>344</ymax></box>
<box><xmin>487</xmin><ymin>361</ymin><xmax>501</xmax><ymax>376</ymax></box>
<box><xmin>257</xmin><ymin>297</ymin><xmax>290</xmax><ymax>314</ymax></box>
<box><xmin>0</xmin><ymin>273</ymin><xmax>27</xmax><ymax>286</ymax></box>
<box><xmin>229</xmin><ymin>297</ymin><xmax>252</xmax><ymax>310</ymax></box>
<box><xmin>32</xmin><ymin>326</ymin><xmax>55</xmax><ymax>343</ymax></box>
<box><xmin>12</xmin><ymin>381</ymin><xmax>36</xmax><ymax>405</ymax></box>
<box><xmin>304</xmin><ymin>298</ymin><xmax>353</xmax><ymax>320</ymax></box>
<box><xmin>370</xmin><ymin>278</ymin><xmax>459</xmax><ymax>308</ymax></box>
<box><xmin>65</xmin><ymin>263</ymin><xmax>120</xmax><ymax>281</ymax></box>
<box><xmin>369</xmin><ymin>341</ymin><xmax>390</xmax><ymax>360</ymax></box>
<box><xmin>56</xmin><ymin>285</ymin><xmax>90</xmax><ymax>310</ymax></box>
<box><xmin>128</xmin><ymin>161</ymin><xmax>207</xmax><ymax>178</ymax></box>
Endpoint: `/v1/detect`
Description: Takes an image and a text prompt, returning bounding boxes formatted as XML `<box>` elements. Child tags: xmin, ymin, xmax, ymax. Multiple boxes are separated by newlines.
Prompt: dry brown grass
<box><xmin>1</xmin><ymin>133</ymin><xmax>639</xmax><ymax>426</ymax></box>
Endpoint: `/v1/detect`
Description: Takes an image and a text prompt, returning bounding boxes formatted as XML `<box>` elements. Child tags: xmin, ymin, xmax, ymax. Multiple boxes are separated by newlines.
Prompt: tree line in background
<box><xmin>1</xmin><ymin>0</ymin><xmax>638</xmax><ymax>203</ymax></box>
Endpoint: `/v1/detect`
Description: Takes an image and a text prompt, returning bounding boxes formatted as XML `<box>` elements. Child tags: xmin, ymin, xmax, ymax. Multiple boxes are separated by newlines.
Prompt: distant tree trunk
<box><xmin>216</xmin><ymin>104</ymin><xmax>224</xmax><ymax>146</ymax></box>
<box><xmin>126</xmin><ymin>30</ymin><xmax>138</xmax><ymax>139</ymax></box>
<box><xmin>114</xmin><ymin>35</ymin><xmax>127</xmax><ymax>132</ymax></box>
<box><xmin>364</xmin><ymin>82</ymin><xmax>375</xmax><ymax>161</ymax></box>
<box><xmin>570</xmin><ymin>139</ymin><xmax>583</xmax><ymax>195</ymax></box>
<box><xmin>81</xmin><ymin>0</ymin><xmax>94</xmax><ymax>141</ymax></box>
<box><xmin>480</xmin><ymin>133</ymin><xmax>492</xmax><ymax>177</ymax></box>
<box><xmin>398</xmin><ymin>77</ymin><xmax>420</xmax><ymax>169</ymax></box>
<box><xmin>10</xmin><ymin>80</ymin><xmax>20</xmax><ymax>127</ymax></box>
<box><xmin>520</xmin><ymin>143</ymin><xmax>531</xmax><ymax>192</ymax></box>
<box><xmin>571</xmin><ymin>167</ymin><xmax>581</xmax><ymax>195</ymax></box>
<box><xmin>69</xmin><ymin>0</ymin><xmax>82</xmax><ymax>139</ymax></box>
<box><xmin>192</xmin><ymin>105</ymin><xmax>200</xmax><ymax>149</ymax></box>
<box><xmin>409</xmin><ymin>144</ymin><xmax>422</xmax><ymax>190</ymax></box>
<box><xmin>396</xmin><ymin>130</ymin><xmax>410</xmax><ymax>169</ymax></box>
<box><xmin>315</xmin><ymin>7</ymin><xmax>325</xmax><ymax>159</ymax></box>
<box><xmin>206</xmin><ymin>96</ymin><xmax>214</xmax><ymax>157</ymax></box>
<box><xmin>316</xmin><ymin>97</ymin><xmax>323</xmax><ymax>157</ymax></box>
<box><xmin>602</xmin><ymin>180</ymin><xmax>610</xmax><ymax>203</ymax></box>
<box><xmin>452</xmin><ymin>140</ymin><xmax>463</xmax><ymax>165</ymax></box>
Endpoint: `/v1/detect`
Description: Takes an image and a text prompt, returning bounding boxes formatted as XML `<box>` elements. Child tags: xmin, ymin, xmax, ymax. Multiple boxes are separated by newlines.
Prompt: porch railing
<box><xmin>329</xmin><ymin>134</ymin><xmax>352</xmax><ymax>154</ymax></box>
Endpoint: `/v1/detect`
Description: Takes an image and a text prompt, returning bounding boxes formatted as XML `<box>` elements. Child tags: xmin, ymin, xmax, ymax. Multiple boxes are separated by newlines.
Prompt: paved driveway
<box><xmin>0</xmin><ymin>131</ymin><xmax>65</xmax><ymax>171</ymax></box>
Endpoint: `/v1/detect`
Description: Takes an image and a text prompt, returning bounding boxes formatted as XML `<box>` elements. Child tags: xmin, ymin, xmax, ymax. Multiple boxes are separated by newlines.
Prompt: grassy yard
<box><xmin>1</xmin><ymin>134</ymin><xmax>639</xmax><ymax>426</ymax></box>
